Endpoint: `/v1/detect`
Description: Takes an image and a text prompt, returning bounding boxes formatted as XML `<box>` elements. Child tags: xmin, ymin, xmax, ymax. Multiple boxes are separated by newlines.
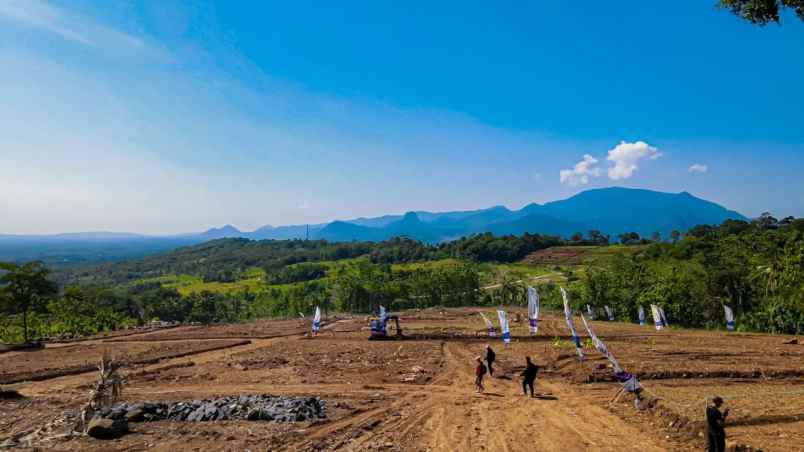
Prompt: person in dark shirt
<box><xmin>706</xmin><ymin>396</ymin><xmax>729</xmax><ymax>452</ymax></box>
<box><xmin>474</xmin><ymin>356</ymin><xmax>487</xmax><ymax>393</ymax></box>
<box><xmin>520</xmin><ymin>356</ymin><xmax>539</xmax><ymax>397</ymax></box>
<box><xmin>485</xmin><ymin>345</ymin><xmax>496</xmax><ymax>377</ymax></box>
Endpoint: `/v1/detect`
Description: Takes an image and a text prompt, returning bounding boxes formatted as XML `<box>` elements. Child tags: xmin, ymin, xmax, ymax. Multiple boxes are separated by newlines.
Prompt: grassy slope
<box><xmin>127</xmin><ymin>246</ymin><xmax>645</xmax><ymax>296</ymax></box>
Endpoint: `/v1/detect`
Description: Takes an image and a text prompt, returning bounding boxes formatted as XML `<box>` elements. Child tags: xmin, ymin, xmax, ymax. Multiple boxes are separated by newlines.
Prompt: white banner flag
<box><xmin>580</xmin><ymin>313</ymin><xmax>622</xmax><ymax>372</ymax></box>
<box><xmin>527</xmin><ymin>286</ymin><xmax>540</xmax><ymax>335</ymax></box>
<box><xmin>560</xmin><ymin>287</ymin><xmax>584</xmax><ymax>360</ymax></box>
<box><xmin>587</xmin><ymin>304</ymin><xmax>596</xmax><ymax>320</ymax></box>
<box><xmin>581</xmin><ymin>313</ymin><xmax>640</xmax><ymax>395</ymax></box>
<box><xmin>379</xmin><ymin>305</ymin><xmax>387</xmax><ymax>322</ymax></box>
<box><xmin>659</xmin><ymin>306</ymin><xmax>669</xmax><ymax>327</ymax></box>
<box><xmin>650</xmin><ymin>304</ymin><xmax>666</xmax><ymax>330</ymax></box>
<box><xmin>605</xmin><ymin>305</ymin><xmax>615</xmax><ymax>321</ymax></box>
<box><xmin>497</xmin><ymin>310</ymin><xmax>511</xmax><ymax>344</ymax></box>
<box><xmin>479</xmin><ymin>312</ymin><xmax>496</xmax><ymax>337</ymax></box>
<box><xmin>724</xmin><ymin>305</ymin><xmax>735</xmax><ymax>331</ymax></box>
<box><xmin>638</xmin><ymin>306</ymin><xmax>646</xmax><ymax>326</ymax></box>
<box><xmin>312</xmin><ymin>306</ymin><xmax>321</xmax><ymax>333</ymax></box>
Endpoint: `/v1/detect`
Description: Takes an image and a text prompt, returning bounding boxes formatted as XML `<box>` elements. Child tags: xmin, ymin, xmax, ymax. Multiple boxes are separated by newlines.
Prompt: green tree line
<box><xmin>579</xmin><ymin>216</ymin><xmax>804</xmax><ymax>334</ymax></box>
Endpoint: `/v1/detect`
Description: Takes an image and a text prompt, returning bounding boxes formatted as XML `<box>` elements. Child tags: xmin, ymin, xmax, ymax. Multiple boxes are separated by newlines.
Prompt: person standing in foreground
<box><xmin>485</xmin><ymin>345</ymin><xmax>496</xmax><ymax>377</ymax></box>
<box><xmin>474</xmin><ymin>356</ymin><xmax>487</xmax><ymax>394</ymax></box>
<box><xmin>521</xmin><ymin>356</ymin><xmax>539</xmax><ymax>397</ymax></box>
<box><xmin>706</xmin><ymin>396</ymin><xmax>729</xmax><ymax>452</ymax></box>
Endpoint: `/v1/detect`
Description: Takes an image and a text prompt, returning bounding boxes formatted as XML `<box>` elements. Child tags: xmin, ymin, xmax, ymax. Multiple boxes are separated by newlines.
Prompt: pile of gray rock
<box><xmin>96</xmin><ymin>395</ymin><xmax>326</xmax><ymax>424</ymax></box>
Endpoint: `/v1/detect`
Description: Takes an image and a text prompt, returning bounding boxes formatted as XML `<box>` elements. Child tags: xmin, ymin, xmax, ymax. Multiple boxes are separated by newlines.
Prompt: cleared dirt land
<box><xmin>1</xmin><ymin>308</ymin><xmax>802</xmax><ymax>451</ymax></box>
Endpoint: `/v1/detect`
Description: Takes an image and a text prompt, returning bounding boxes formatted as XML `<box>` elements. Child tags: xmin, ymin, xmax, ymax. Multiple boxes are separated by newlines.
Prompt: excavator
<box><xmin>368</xmin><ymin>314</ymin><xmax>403</xmax><ymax>340</ymax></box>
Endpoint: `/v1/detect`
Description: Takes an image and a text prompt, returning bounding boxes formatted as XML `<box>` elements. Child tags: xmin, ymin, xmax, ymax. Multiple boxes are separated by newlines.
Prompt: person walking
<box><xmin>485</xmin><ymin>345</ymin><xmax>496</xmax><ymax>377</ymax></box>
<box><xmin>474</xmin><ymin>356</ymin><xmax>487</xmax><ymax>394</ymax></box>
<box><xmin>706</xmin><ymin>396</ymin><xmax>729</xmax><ymax>452</ymax></box>
<box><xmin>520</xmin><ymin>356</ymin><xmax>539</xmax><ymax>398</ymax></box>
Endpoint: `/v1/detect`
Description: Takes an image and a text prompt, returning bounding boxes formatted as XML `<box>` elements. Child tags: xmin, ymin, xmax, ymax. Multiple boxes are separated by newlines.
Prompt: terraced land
<box><xmin>1</xmin><ymin>308</ymin><xmax>802</xmax><ymax>451</ymax></box>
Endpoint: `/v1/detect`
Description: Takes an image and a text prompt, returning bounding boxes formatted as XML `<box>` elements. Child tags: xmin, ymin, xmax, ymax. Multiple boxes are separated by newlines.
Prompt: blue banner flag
<box><xmin>312</xmin><ymin>306</ymin><xmax>321</xmax><ymax>333</ymax></box>
<box><xmin>560</xmin><ymin>287</ymin><xmax>584</xmax><ymax>360</ymax></box>
<box><xmin>497</xmin><ymin>310</ymin><xmax>511</xmax><ymax>344</ymax></box>
<box><xmin>724</xmin><ymin>305</ymin><xmax>735</xmax><ymax>331</ymax></box>
<box><xmin>527</xmin><ymin>287</ymin><xmax>540</xmax><ymax>335</ymax></box>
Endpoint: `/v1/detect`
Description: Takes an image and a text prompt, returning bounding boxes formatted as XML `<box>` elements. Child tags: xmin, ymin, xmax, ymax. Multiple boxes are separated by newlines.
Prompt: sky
<box><xmin>1</xmin><ymin>1</ymin><xmax>803</xmax><ymax>235</ymax></box>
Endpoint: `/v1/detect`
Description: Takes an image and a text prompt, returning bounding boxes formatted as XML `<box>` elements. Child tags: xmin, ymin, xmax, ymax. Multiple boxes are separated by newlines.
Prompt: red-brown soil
<box><xmin>1</xmin><ymin>308</ymin><xmax>801</xmax><ymax>451</ymax></box>
<box><xmin>522</xmin><ymin>247</ymin><xmax>593</xmax><ymax>265</ymax></box>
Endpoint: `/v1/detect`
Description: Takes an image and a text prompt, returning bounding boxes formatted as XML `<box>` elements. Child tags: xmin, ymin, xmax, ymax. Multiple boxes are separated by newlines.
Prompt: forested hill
<box><xmin>1</xmin><ymin>187</ymin><xmax>747</xmax><ymax>266</ymax></box>
<box><xmin>57</xmin><ymin>234</ymin><xmax>564</xmax><ymax>287</ymax></box>
<box><xmin>3</xmin><ymin>215</ymin><xmax>802</xmax><ymax>345</ymax></box>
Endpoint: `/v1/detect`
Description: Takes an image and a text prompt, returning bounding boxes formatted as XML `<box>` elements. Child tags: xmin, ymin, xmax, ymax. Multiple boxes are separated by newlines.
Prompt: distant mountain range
<box><xmin>187</xmin><ymin>187</ymin><xmax>747</xmax><ymax>243</ymax></box>
<box><xmin>0</xmin><ymin>187</ymin><xmax>748</xmax><ymax>265</ymax></box>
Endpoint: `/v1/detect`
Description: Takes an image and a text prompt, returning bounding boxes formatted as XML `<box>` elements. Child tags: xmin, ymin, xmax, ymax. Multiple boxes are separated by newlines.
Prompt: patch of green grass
<box><xmin>135</xmin><ymin>267</ymin><xmax>266</xmax><ymax>296</ymax></box>
<box><xmin>391</xmin><ymin>258</ymin><xmax>462</xmax><ymax>272</ymax></box>
<box><xmin>476</xmin><ymin>261</ymin><xmax>556</xmax><ymax>285</ymax></box>
<box><xmin>582</xmin><ymin>244</ymin><xmax>645</xmax><ymax>262</ymax></box>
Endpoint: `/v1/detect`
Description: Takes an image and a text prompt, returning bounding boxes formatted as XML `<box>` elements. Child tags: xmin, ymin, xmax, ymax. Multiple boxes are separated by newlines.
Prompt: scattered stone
<box><xmin>0</xmin><ymin>388</ymin><xmax>23</xmax><ymax>399</ymax></box>
<box><xmin>125</xmin><ymin>408</ymin><xmax>145</xmax><ymax>422</ymax></box>
<box><xmin>87</xmin><ymin>417</ymin><xmax>129</xmax><ymax>439</ymax></box>
<box><xmin>98</xmin><ymin>395</ymin><xmax>326</xmax><ymax>424</ymax></box>
<box><xmin>782</xmin><ymin>338</ymin><xmax>798</xmax><ymax>345</ymax></box>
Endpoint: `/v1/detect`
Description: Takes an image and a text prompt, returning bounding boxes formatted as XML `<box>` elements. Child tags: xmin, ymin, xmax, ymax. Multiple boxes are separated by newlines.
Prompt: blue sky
<box><xmin>1</xmin><ymin>1</ymin><xmax>803</xmax><ymax>234</ymax></box>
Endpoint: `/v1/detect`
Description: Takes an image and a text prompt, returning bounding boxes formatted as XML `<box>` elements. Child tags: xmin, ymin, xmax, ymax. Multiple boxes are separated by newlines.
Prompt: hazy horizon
<box><xmin>2</xmin><ymin>1</ymin><xmax>803</xmax><ymax>235</ymax></box>
<box><xmin>0</xmin><ymin>186</ymin><xmax>751</xmax><ymax>236</ymax></box>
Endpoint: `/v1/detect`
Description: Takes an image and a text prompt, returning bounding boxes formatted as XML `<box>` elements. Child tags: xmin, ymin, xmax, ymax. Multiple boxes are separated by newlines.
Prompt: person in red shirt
<box><xmin>474</xmin><ymin>356</ymin><xmax>487</xmax><ymax>393</ymax></box>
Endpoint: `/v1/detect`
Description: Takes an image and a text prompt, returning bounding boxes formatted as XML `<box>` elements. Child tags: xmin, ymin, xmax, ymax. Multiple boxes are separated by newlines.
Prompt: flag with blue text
<box><xmin>527</xmin><ymin>286</ymin><xmax>540</xmax><ymax>335</ymax></box>
<box><xmin>659</xmin><ymin>306</ymin><xmax>669</xmax><ymax>327</ymax></box>
<box><xmin>580</xmin><ymin>313</ymin><xmax>622</xmax><ymax>372</ymax></box>
<box><xmin>312</xmin><ymin>306</ymin><xmax>321</xmax><ymax>333</ymax></box>
<box><xmin>724</xmin><ymin>305</ymin><xmax>735</xmax><ymax>331</ymax></box>
<box><xmin>580</xmin><ymin>314</ymin><xmax>641</xmax><ymax>394</ymax></box>
<box><xmin>650</xmin><ymin>304</ymin><xmax>665</xmax><ymax>330</ymax></box>
<box><xmin>497</xmin><ymin>310</ymin><xmax>511</xmax><ymax>344</ymax></box>
<box><xmin>560</xmin><ymin>287</ymin><xmax>584</xmax><ymax>360</ymax></box>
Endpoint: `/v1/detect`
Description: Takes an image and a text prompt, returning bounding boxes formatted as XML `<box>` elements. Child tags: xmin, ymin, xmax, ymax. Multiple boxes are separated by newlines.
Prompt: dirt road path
<box><xmin>11</xmin><ymin>319</ymin><xmax>674</xmax><ymax>451</ymax></box>
<box><xmin>279</xmin><ymin>340</ymin><xmax>672</xmax><ymax>451</ymax></box>
<box><xmin>415</xmin><ymin>343</ymin><xmax>670</xmax><ymax>452</ymax></box>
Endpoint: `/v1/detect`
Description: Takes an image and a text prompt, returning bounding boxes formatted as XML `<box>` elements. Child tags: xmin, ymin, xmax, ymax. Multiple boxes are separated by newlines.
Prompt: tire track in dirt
<box><xmin>14</xmin><ymin>321</ymin><xmax>349</xmax><ymax>396</ymax></box>
<box><xmin>415</xmin><ymin>342</ymin><xmax>672</xmax><ymax>451</ymax></box>
<box><xmin>16</xmin><ymin>338</ymin><xmax>275</xmax><ymax>397</ymax></box>
<box><xmin>273</xmin><ymin>338</ymin><xmax>675</xmax><ymax>451</ymax></box>
<box><xmin>10</xmin><ymin>318</ymin><xmax>673</xmax><ymax>450</ymax></box>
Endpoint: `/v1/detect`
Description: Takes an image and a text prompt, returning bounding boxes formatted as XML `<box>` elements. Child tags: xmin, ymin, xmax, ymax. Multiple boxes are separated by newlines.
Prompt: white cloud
<box><xmin>606</xmin><ymin>141</ymin><xmax>662</xmax><ymax>180</ymax></box>
<box><xmin>560</xmin><ymin>154</ymin><xmax>600</xmax><ymax>186</ymax></box>
<box><xmin>689</xmin><ymin>163</ymin><xmax>708</xmax><ymax>174</ymax></box>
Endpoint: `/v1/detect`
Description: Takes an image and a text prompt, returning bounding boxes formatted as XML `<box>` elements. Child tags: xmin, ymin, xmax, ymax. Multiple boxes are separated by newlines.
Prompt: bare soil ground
<box><xmin>0</xmin><ymin>340</ymin><xmax>251</xmax><ymax>385</ymax></box>
<box><xmin>523</xmin><ymin>247</ymin><xmax>592</xmax><ymax>265</ymax></box>
<box><xmin>106</xmin><ymin>318</ymin><xmax>317</xmax><ymax>341</ymax></box>
<box><xmin>1</xmin><ymin>308</ymin><xmax>802</xmax><ymax>451</ymax></box>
